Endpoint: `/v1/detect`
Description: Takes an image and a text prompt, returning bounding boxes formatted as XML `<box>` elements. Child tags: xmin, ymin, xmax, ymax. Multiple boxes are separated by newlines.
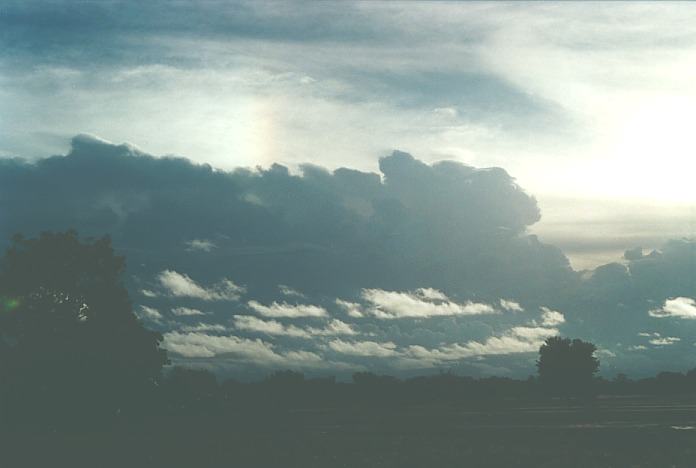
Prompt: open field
<box><xmin>4</xmin><ymin>396</ymin><xmax>696</xmax><ymax>467</ymax></box>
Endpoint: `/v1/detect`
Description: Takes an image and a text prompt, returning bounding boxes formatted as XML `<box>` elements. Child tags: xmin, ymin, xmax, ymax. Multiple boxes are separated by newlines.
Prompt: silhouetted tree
<box><xmin>537</xmin><ymin>336</ymin><xmax>599</xmax><ymax>396</ymax></box>
<box><xmin>0</xmin><ymin>231</ymin><xmax>168</xmax><ymax>423</ymax></box>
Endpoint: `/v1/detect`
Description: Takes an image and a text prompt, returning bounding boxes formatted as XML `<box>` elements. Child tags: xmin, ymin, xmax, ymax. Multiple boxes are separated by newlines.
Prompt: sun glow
<box><xmin>605</xmin><ymin>95</ymin><xmax>696</xmax><ymax>202</ymax></box>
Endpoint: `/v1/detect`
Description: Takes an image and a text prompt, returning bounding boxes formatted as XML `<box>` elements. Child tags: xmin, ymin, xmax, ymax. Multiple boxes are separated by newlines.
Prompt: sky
<box><xmin>2</xmin><ymin>1</ymin><xmax>696</xmax><ymax>378</ymax></box>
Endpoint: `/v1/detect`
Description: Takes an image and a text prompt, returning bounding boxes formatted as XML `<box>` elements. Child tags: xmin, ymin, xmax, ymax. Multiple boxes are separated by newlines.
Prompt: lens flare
<box><xmin>1</xmin><ymin>297</ymin><xmax>20</xmax><ymax>311</ymax></box>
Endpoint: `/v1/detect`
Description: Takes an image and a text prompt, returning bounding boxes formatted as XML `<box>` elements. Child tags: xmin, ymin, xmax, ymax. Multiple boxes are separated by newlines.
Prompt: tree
<box><xmin>0</xmin><ymin>231</ymin><xmax>168</xmax><ymax>422</ymax></box>
<box><xmin>536</xmin><ymin>336</ymin><xmax>599</xmax><ymax>396</ymax></box>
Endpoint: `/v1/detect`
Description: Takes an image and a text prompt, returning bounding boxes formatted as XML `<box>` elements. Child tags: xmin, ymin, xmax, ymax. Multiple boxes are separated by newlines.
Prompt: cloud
<box><xmin>185</xmin><ymin>239</ymin><xmax>216</xmax><ymax>252</ymax></box>
<box><xmin>163</xmin><ymin>331</ymin><xmax>281</xmax><ymax>361</ymax></box>
<box><xmin>158</xmin><ymin>270</ymin><xmax>245</xmax><ymax>301</ymax></box>
<box><xmin>404</xmin><ymin>326</ymin><xmax>558</xmax><ymax>363</ymax></box>
<box><xmin>233</xmin><ymin>315</ymin><xmax>310</xmax><ymax>338</ymax></box>
<box><xmin>415</xmin><ymin>288</ymin><xmax>449</xmax><ymax>301</ymax></box>
<box><xmin>309</xmin><ymin>319</ymin><xmax>357</xmax><ymax>336</ymax></box>
<box><xmin>0</xmin><ymin>137</ymin><xmax>568</xmax><ymax>306</ymax></box>
<box><xmin>179</xmin><ymin>323</ymin><xmax>228</xmax><ymax>333</ymax></box>
<box><xmin>247</xmin><ymin>300</ymin><xmax>328</xmax><ymax>318</ymax></box>
<box><xmin>9</xmin><ymin>135</ymin><xmax>696</xmax><ymax>375</ymax></box>
<box><xmin>335</xmin><ymin>299</ymin><xmax>365</xmax><ymax>318</ymax></box>
<box><xmin>540</xmin><ymin>307</ymin><xmax>565</xmax><ymax>327</ymax></box>
<box><xmin>278</xmin><ymin>285</ymin><xmax>305</xmax><ymax>298</ymax></box>
<box><xmin>328</xmin><ymin>339</ymin><xmax>399</xmax><ymax>357</ymax></box>
<box><xmin>649</xmin><ymin>337</ymin><xmax>680</xmax><ymax>346</ymax></box>
<box><xmin>233</xmin><ymin>314</ymin><xmax>355</xmax><ymax>339</ymax></box>
<box><xmin>360</xmin><ymin>288</ymin><xmax>496</xmax><ymax>319</ymax></box>
<box><xmin>649</xmin><ymin>297</ymin><xmax>696</xmax><ymax>319</ymax></box>
<box><xmin>326</xmin><ymin>325</ymin><xmax>558</xmax><ymax>365</ymax></box>
<box><xmin>137</xmin><ymin>305</ymin><xmax>162</xmax><ymax>322</ymax></box>
<box><xmin>171</xmin><ymin>307</ymin><xmax>206</xmax><ymax>316</ymax></box>
<box><xmin>500</xmin><ymin>299</ymin><xmax>523</xmax><ymax>312</ymax></box>
<box><xmin>162</xmin><ymin>331</ymin><xmax>341</xmax><ymax>369</ymax></box>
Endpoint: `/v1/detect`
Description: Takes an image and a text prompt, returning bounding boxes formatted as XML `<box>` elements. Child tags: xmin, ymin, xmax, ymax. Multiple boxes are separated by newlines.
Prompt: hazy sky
<box><xmin>3</xmin><ymin>1</ymin><xmax>696</xmax><ymax>268</ymax></box>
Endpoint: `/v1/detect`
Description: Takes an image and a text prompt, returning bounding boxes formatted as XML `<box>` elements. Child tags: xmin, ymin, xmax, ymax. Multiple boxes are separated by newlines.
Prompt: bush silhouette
<box><xmin>0</xmin><ymin>231</ymin><xmax>168</xmax><ymax>423</ymax></box>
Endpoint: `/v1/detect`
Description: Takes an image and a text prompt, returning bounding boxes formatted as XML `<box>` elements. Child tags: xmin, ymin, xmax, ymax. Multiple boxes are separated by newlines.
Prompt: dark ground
<box><xmin>3</xmin><ymin>396</ymin><xmax>696</xmax><ymax>468</ymax></box>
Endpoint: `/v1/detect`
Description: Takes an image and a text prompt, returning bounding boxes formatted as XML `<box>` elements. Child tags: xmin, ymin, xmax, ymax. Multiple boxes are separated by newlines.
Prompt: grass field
<box><xmin>3</xmin><ymin>396</ymin><xmax>696</xmax><ymax>467</ymax></box>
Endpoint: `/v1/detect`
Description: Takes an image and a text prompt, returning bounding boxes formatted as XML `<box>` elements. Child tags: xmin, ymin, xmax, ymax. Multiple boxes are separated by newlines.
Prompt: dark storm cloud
<box><xmin>5</xmin><ymin>135</ymin><xmax>696</xmax><ymax>377</ymax></box>
<box><xmin>0</xmin><ymin>135</ymin><xmax>579</xmax><ymax>376</ymax></box>
<box><xmin>0</xmin><ymin>135</ymin><xmax>572</xmax><ymax>302</ymax></box>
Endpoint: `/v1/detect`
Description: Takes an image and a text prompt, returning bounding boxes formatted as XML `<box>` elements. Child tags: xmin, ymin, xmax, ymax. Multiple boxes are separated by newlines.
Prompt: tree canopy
<box><xmin>0</xmin><ymin>231</ymin><xmax>168</xmax><ymax>420</ymax></box>
<box><xmin>537</xmin><ymin>336</ymin><xmax>599</xmax><ymax>395</ymax></box>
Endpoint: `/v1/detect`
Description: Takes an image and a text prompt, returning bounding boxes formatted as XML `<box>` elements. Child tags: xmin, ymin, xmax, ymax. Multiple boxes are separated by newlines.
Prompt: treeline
<box><xmin>157</xmin><ymin>367</ymin><xmax>696</xmax><ymax>413</ymax></box>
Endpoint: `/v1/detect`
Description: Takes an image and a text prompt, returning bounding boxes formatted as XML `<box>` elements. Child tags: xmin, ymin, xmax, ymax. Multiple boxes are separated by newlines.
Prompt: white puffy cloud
<box><xmin>278</xmin><ymin>285</ymin><xmax>305</xmax><ymax>298</ymax></box>
<box><xmin>247</xmin><ymin>300</ymin><xmax>328</xmax><ymax>318</ymax></box>
<box><xmin>163</xmin><ymin>331</ymin><xmax>320</xmax><ymax>365</ymax></box>
<box><xmin>158</xmin><ymin>270</ymin><xmax>245</xmax><ymax>301</ymax></box>
<box><xmin>508</xmin><ymin>326</ymin><xmax>558</xmax><ymax>342</ymax></box>
<box><xmin>500</xmin><ymin>299</ymin><xmax>524</xmax><ymax>312</ymax></box>
<box><xmin>309</xmin><ymin>319</ymin><xmax>357</xmax><ymax>336</ymax></box>
<box><xmin>335</xmin><ymin>299</ymin><xmax>365</xmax><ymax>318</ymax></box>
<box><xmin>233</xmin><ymin>315</ymin><xmax>310</xmax><ymax>338</ymax></box>
<box><xmin>172</xmin><ymin>307</ymin><xmax>206</xmax><ymax>316</ymax></box>
<box><xmin>137</xmin><ymin>305</ymin><xmax>162</xmax><ymax>322</ymax></box>
<box><xmin>649</xmin><ymin>297</ymin><xmax>696</xmax><ymax>319</ymax></box>
<box><xmin>327</xmin><ymin>325</ymin><xmax>558</xmax><ymax>364</ymax></box>
<box><xmin>540</xmin><ymin>307</ymin><xmax>566</xmax><ymax>327</ymax></box>
<box><xmin>404</xmin><ymin>326</ymin><xmax>558</xmax><ymax>364</ymax></box>
<box><xmin>415</xmin><ymin>288</ymin><xmax>449</xmax><ymax>301</ymax></box>
<box><xmin>233</xmin><ymin>315</ymin><xmax>357</xmax><ymax>338</ymax></box>
<box><xmin>328</xmin><ymin>339</ymin><xmax>399</xmax><ymax>357</ymax></box>
<box><xmin>162</xmin><ymin>331</ymin><xmax>353</xmax><ymax>369</ymax></box>
<box><xmin>360</xmin><ymin>288</ymin><xmax>496</xmax><ymax>319</ymax></box>
<box><xmin>596</xmin><ymin>348</ymin><xmax>616</xmax><ymax>358</ymax></box>
<box><xmin>179</xmin><ymin>323</ymin><xmax>228</xmax><ymax>333</ymax></box>
<box><xmin>163</xmin><ymin>331</ymin><xmax>284</xmax><ymax>361</ymax></box>
<box><xmin>649</xmin><ymin>336</ymin><xmax>680</xmax><ymax>346</ymax></box>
